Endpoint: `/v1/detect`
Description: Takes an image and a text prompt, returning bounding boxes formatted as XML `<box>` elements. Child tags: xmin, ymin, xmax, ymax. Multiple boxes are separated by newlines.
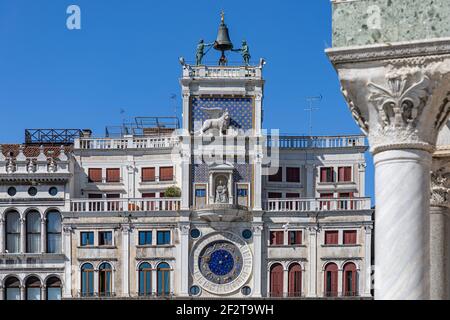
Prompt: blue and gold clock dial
<box><xmin>198</xmin><ymin>241</ymin><xmax>243</xmax><ymax>284</ymax></box>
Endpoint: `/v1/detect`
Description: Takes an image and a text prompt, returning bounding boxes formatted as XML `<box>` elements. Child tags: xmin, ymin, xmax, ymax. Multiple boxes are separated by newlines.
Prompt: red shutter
<box><xmin>325</xmin><ymin>231</ymin><xmax>339</xmax><ymax>245</ymax></box>
<box><xmin>270</xmin><ymin>231</ymin><xmax>284</xmax><ymax>245</ymax></box>
<box><xmin>343</xmin><ymin>230</ymin><xmax>357</xmax><ymax>245</ymax></box>
<box><xmin>288</xmin><ymin>264</ymin><xmax>302</xmax><ymax>297</ymax></box>
<box><xmin>344</xmin><ymin>167</ymin><xmax>352</xmax><ymax>182</ymax></box>
<box><xmin>142</xmin><ymin>168</ymin><xmax>155</xmax><ymax>182</ymax></box>
<box><xmin>325</xmin><ymin>263</ymin><xmax>338</xmax><ymax>297</ymax></box>
<box><xmin>159</xmin><ymin>167</ymin><xmax>173</xmax><ymax>181</ymax></box>
<box><xmin>269</xmin><ymin>168</ymin><xmax>283</xmax><ymax>182</ymax></box>
<box><xmin>320</xmin><ymin>168</ymin><xmax>327</xmax><ymax>182</ymax></box>
<box><xmin>343</xmin><ymin>263</ymin><xmax>357</xmax><ymax>296</ymax></box>
<box><xmin>106</xmin><ymin>168</ymin><xmax>120</xmax><ymax>183</ymax></box>
<box><xmin>88</xmin><ymin>168</ymin><xmax>102</xmax><ymax>183</ymax></box>
<box><xmin>270</xmin><ymin>264</ymin><xmax>284</xmax><ymax>297</ymax></box>
<box><xmin>296</xmin><ymin>231</ymin><xmax>302</xmax><ymax>245</ymax></box>
<box><xmin>142</xmin><ymin>193</ymin><xmax>155</xmax><ymax>198</ymax></box>
<box><xmin>268</xmin><ymin>192</ymin><xmax>282</xmax><ymax>199</ymax></box>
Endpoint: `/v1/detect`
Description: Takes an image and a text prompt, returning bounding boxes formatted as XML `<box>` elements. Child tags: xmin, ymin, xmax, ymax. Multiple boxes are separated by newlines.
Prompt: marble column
<box><xmin>337</xmin><ymin>268</ymin><xmax>343</xmax><ymax>297</ymax></box>
<box><xmin>20</xmin><ymin>218</ymin><xmax>26</xmax><ymax>254</ymax></box>
<box><xmin>363</xmin><ymin>225</ymin><xmax>373</xmax><ymax>297</ymax></box>
<box><xmin>20</xmin><ymin>286</ymin><xmax>25</xmax><ymax>300</ymax></box>
<box><xmin>327</xmin><ymin>45</ymin><xmax>450</xmax><ymax>299</ymax></box>
<box><xmin>0</xmin><ymin>217</ymin><xmax>5</xmax><ymax>253</ymax></box>
<box><xmin>121</xmin><ymin>225</ymin><xmax>130</xmax><ymax>297</ymax></box>
<box><xmin>429</xmin><ymin>167</ymin><xmax>450</xmax><ymax>300</ymax></box>
<box><xmin>252</xmin><ymin>224</ymin><xmax>263</xmax><ymax>297</ymax></box>
<box><xmin>307</xmin><ymin>227</ymin><xmax>318</xmax><ymax>297</ymax></box>
<box><xmin>40</xmin><ymin>218</ymin><xmax>46</xmax><ymax>254</ymax></box>
<box><xmin>41</xmin><ymin>285</ymin><xmax>46</xmax><ymax>301</ymax></box>
<box><xmin>63</xmin><ymin>226</ymin><xmax>73</xmax><ymax>298</ymax></box>
<box><xmin>0</xmin><ymin>286</ymin><xmax>3</xmax><ymax>301</ymax></box>
<box><xmin>178</xmin><ymin>223</ymin><xmax>190</xmax><ymax>297</ymax></box>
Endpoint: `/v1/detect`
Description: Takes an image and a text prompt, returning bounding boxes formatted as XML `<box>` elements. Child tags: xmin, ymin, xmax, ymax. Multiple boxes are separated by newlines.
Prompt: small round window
<box><xmin>7</xmin><ymin>187</ymin><xmax>17</xmax><ymax>197</ymax></box>
<box><xmin>242</xmin><ymin>229</ymin><xmax>253</xmax><ymax>240</ymax></box>
<box><xmin>241</xmin><ymin>286</ymin><xmax>251</xmax><ymax>296</ymax></box>
<box><xmin>49</xmin><ymin>187</ymin><xmax>58</xmax><ymax>196</ymax></box>
<box><xmin>28</xmin><ymin>187</ymin><xmax>37</xmax><ymax>197</ymax></box>
<box><xmin>190</xmin><ymin>286</ymin><xmax>200</xmax><ymax>296</ymax></box>
<box><xmin>190</xmin><ymin>228</ymin><xmax>201</xmax><ymax>239</ymax></box>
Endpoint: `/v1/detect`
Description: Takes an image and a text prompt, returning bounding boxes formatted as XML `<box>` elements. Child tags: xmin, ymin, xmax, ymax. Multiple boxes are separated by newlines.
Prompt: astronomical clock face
<box><xmin>191</xmin><ymin>232</ymin><xmax>253</xmax><ymax>295</ymax></box>
<box><xmin>198</xmin><ymin>241</ymin><xmax>243</xmax><ymax>285</ymax></box>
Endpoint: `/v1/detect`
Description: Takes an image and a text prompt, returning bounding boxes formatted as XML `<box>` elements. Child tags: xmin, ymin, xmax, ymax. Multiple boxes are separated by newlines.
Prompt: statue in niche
<box><xmin>215</xmin><ymin>178</ymin><xmax>229</xmax><ymax>204</ymax></box>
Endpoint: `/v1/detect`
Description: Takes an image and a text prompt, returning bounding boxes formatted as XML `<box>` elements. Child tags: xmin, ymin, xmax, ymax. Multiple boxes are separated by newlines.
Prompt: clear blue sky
<box><xmin>0</xmin><ymin>0</ymin><xmax>374</xmax><ymax>201</ymax></box>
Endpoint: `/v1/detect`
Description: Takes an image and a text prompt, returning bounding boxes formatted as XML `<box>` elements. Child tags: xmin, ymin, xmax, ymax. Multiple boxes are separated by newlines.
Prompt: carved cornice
<box><xmin>326</xmin><ymin>38</ymin><xmax>450</xmax><ymax>65</ymax></box>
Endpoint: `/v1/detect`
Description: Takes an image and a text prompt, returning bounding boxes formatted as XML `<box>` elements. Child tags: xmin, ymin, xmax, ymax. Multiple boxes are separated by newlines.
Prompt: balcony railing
<box><xmin>264</xmin><ymin>198</ymin><xmax>372</xmax><ymax>212</ymax></box>
<box><xmin>267</xmin><ymin>135</ymin><xmax>367</xmax><ymax>149</ymax></box>
<box><xmin>71</xmin><ymin>198</ymin><xmax>181</xmax><ymax>213</ymax></box>
<box><xmin>183</xmin><ymin>65</ymin><xmax>261</xmax><ymax>79</ymax></box>
<box><xmin>75</xmin><ymin>136</ymin><xmax>178</xmax><ymax>150</ymax></box>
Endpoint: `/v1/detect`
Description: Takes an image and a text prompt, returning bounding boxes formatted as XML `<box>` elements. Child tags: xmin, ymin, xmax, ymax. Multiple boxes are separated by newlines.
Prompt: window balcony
<box><xmin>264</xmin><ymin>198</ymin><xmax>371</xmax><ymax>212</ymax></box>
<box><xmin>70</xmin><ymin>198</ymin><xmax>181</xmax><ymax>213</ymax></box>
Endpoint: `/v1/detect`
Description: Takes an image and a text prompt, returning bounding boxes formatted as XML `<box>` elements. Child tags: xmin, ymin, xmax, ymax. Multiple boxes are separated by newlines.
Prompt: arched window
<box><xmin>139</xmin><ymin>262</ymin><xmax>152</xmax><ymax>296</ymax></box>
<box><xmin>343</xmin><ymin>262</ymin><xmax>358</xmax><ymax>296</ymax></box>
<box><xmin>270</xmin><ymin>263</ymin><xmax>284</xmax><ymax>298</ymax></box>
<box><xmin>46</xmin><ymin>211</ymin><xmax>61</xmax><ymax>253</ymax></box>
<box><xmin>6</xmin><ymin>211</ymin><xmax>20</xmax><ymax>253</ymax></box>
<box><xmin>46</xmin><ymin>277</ymin><xmax>62</xmax><ymax>300</ymax></box>
<box><xmin>324</xmin><ymin>263</ymin><xmax>338</xmax><ymax>297</ymax></box>
<box><xmin>4</xmin><ymin>276</ymin><xmax>20</xmax><ymax>300</ymax></box>
<box><xmin>81</xmin><ymin>263</ymin><xmax>94</xmax><ymax>297</ymax></box>
<box><xmin>288</xmin><ymin>264</ymin><xmax>302</xmax><ymax>297</ymax></box>
<box><xmin>99</xmin><ymin>263</ymin><xmax>112</xmax><ymax>297</ymax></box>
<box><xmin>26</xmin><ymin>211</ymin><xmax>41</xmax><ymax>253</ymax></box>
<box><xmin>157</xmin><ymin>262</ymin><xmax>170</xmax><ymax>296</ymax></box>
<box><xmin>26</xmin><ymin>276</ymin><xmax>41</xmax><ymax>300</ymax></box>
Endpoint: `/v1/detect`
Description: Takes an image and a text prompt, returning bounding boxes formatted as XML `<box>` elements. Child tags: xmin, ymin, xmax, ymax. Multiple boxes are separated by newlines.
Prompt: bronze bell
<box><xmin>214</xmin><ymin>11</ymin><xmax>233</xmax><ymax>52</ymax></box>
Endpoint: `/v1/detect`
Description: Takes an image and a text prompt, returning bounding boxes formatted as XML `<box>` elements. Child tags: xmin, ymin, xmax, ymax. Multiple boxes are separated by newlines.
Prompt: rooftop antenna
<box><xmin>170</xmin><ymin>94</ymin><xmax>177</xmax><ymax>119</ymax></box>
<box><xmin>305</xmin><ymin>95</ymin><xmax>322</xmax><ymax>136</ymax></box>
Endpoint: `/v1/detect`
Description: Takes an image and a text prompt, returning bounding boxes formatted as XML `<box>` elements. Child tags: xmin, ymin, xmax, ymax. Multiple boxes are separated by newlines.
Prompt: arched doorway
<box><xmin>324</xmin><ymin>263</ymin><xmax>338</xmax><ymax>297</ymax></box>
<box><xmin>270</xmin><ymin>263</ymin><xmax>284</xmax><ymax>297</ymax></box>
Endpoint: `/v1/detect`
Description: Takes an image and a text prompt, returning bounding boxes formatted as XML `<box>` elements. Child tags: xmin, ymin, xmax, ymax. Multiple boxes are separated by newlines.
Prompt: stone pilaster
<box><xmin>20</xmin><ymin>217</ymin><xmax>26</xmax><ymax>254</ymax></box>
<box><xmin>328</xmin><ymin>43</ymin><xmax>450</xmax><ymax>299</ymax></box>
<box><xmin>40</xmin><ymin>218</ymin><xmax>46</xmax><ymax>254</ymax></box>
<box><xmin>363</xmin><ymin>225</ymin><xmax>373</xmax><ymax>297</ymax></box>
<box><xmin>0</xmin><ymin>217</ymin><xmax>5</xmax><ymax>253</ymax></box>
<box><xmin>63</xmin><ymin>226</ymin><xmax>73</xmax><ymax>298</ymax></box>
<box><xmin>121</xmin><ymin>225</ymin><xmax>131</xmax><ymax>297</ymax></box>
<box><xmin>252</xmin><ymin>224</ymin><xmax>263</xmax><ymax>297</ymax></box>
<box><xmin>429</xmin><ymin>165</ymin><xmax>450</xmax><ymax>300</ymax></box>
<box><xmin>178</xmin><ymin>223</ymin><xmax>190</xmax><ymax>297</ymax></box>
<box><xmin>307</xmin><ymin>227</ymin><xmax>318</xmax><ymax>298</ymax></box>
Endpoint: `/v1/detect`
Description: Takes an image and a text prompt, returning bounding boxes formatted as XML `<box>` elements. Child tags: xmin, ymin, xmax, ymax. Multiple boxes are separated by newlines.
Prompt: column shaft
<box><xmin>430</xmin><ymin>206</ymin><xmax>449</xmax><ymax>300</ymax></box>
<box><xmin>20</xmin><ymin>218</ymin><xmax>26</xmax><ymax>254</ymax></box>
<box><xmin>374</xmin><ymin>149</ymin><xmax>431</xmax><ymax>300</ymax></box>
<box><xmin>0</xmin><ymin>219</ymin><xmax>4</xmax><ymax>253</ymax></box>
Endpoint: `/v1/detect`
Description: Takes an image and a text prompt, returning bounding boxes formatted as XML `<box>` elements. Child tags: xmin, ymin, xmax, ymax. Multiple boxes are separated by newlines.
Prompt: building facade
<box><xmin>0</xmin><ymin>61</ymin><xmax>373</xmax><ymax>300</ymax></box>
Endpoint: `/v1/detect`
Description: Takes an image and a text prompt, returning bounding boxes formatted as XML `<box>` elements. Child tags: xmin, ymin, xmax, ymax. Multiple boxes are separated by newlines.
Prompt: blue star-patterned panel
<box><xmin>192</xmin><ymin>163</ymin><xmax>252</xmax><ymax>183</ymax></box>
<box><xmin>191</xmin><ymin>96</ymin><xmax>254</xmax><ymax>131</ymax></box>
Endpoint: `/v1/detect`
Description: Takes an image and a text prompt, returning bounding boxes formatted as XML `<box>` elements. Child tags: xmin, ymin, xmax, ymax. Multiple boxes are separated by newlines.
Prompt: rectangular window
<box><xmin>286</xmin><ymin>167</ymin><xmax>300</xmax><ymax>183</ymax></box>
<box><xmin>320</xmin><ymin>167</ymin><xmax>334</xmax><ymax>183</ymax></box>
<box><xmin>106</xmin><ymin>168</ymin><xmax>120</xmax><ymax>183</ymax></box>
<box><xmin>270</xmin><ymin>231</ymin><xmax>284</xmax><ymax>246</ymax></box>
<box><xmin>325</xmin><ymin>231</ymin><xmax>339</xmax><ymax>245</ymax></box>
<box><xmin>320</xmin><ymin>193</ymin><xmax>334</xmax><ymax>210</ymax></box>
<box><xmin>139</xmin><ymin>231</ymin><xmax>153</xmax><ymax>246</ymax></box>
<box><xmin>343</xmin><ymin>230</ymin><xmax>357</xmax><ymax>245</ymax></box>
<box><xmin>338</xmin><ymin>167</ymin><xmax>352</xmax><ymax>182</ymax></box>
<box><xmin>338</xmin><ymin>192</ymin><xmax>354</xmax><ymax>210</ymax></box>
<box><xmin>159</xmin><ymin>167</ymin><xmax>173</xmax><ymax>181</ymax></box>
<box><xmin>195</xmin><ymin>189</ymin><xmax>206</xmax><ymax>197</ymax></box>
<box><xmin>157</xmin><ymin>231</ymin><xmax>171</xmax><ymax>245</ymax></box>
<box><xmin>286</xmin><ymin>193</ymin><xmax>300</xmax><ymax>198</ymax></box>
<box><xmin>99</xmin><ymin>231</ymin><xmax>113</xmax><ymax>246</ymax></box>
<box><xmin>88</xmin><ymin>168</ymin><xmax>102</xmax><ymax>183</ymax></box>
<box><xmin>288</xmin><ymin>231</ymin><xmax>302</xmax><ymax>245</ymax></box>
<box><xmin>81</xmin><ymin>232</ymin><xmax>94</xmax><ymax>246</ymax></box>
<box><xmin>142</xmin><ymin>167</ymin><xmax>156</xmax><ymax>182</ymax></box>
<box><xmin>268</xmin><ymin>192</ymin><xmax>282</xmax><ymax>199</ymax></box>
<box><xmin>268</xmin><ymin>168</ymin><xmax>282</xmax><ymax>182</ymax></box>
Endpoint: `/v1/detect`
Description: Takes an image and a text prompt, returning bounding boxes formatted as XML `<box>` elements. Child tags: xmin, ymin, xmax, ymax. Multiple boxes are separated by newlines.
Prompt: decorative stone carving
<box><xmin>179</xmin><ymin>224</ymin><xmax>191</xmax><ymax>235</ymax></box>
<box><xmin>27</xmin><ymin>159</ymin><xmax>36</xmax><ymax>173</ymax></box>
<box><xmin>431</xmin><ymin>167</ymin><xmax>450</xmax><ymax>207</ymax></box>
<box><xmin>341</xmin><ymin>86</ymin><xmax>369</xmax><ymax>135</ymax></box>
<box><xmin>6</xmin><ymin>157</ymin><xmax>15</xmax><ymax>173</ymax></box>
<box><xmin>252</xmin><ymin>225</ymin><xmax>263</xmax><ymax>236</ymax></box>
<box><xmin>48</xmin><ymin>157</ymin><xmax>57</xmax><ymax>173</ymax></box>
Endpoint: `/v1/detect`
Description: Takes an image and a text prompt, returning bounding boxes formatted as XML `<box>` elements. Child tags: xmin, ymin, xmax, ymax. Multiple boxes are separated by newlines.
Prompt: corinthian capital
<box><xmin>329</xmin><ymin>42</ymin><xmax>450</xmax><ymax>155</ymax></box>
<box><xmin>431</xmin><ymin>167</ymin><xmax>450</xmax><ymax>208</ymax></box>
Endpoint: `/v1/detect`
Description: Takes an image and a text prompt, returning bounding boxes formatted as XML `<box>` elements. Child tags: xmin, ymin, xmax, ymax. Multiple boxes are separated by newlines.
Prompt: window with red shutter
<box><xmin>88</xmin><ymin>168</ymin><xmax>102</xmax><ymax>183</ymax></box>
<box><xmin>324</xmin><ymin>263</ymin><xmax>338</xmax><ymax>297</ymax></box>
<box><xmin>289</xmin><ymin>231</ymin><xmax>302</xmax><ymax>245</ymax></box>
<box><xmin>142</xmin><ymin>168</ymin><xmax>156</xmax><ymax>182</ymax></box>
<box><xmin>325</xmin><ymin>231</ymin><xmax>339</xmax><ymax>245</ymax></box>
<box><xmin>159</xmin><ymin>167</ymin><xmax>173</xmax><ymax>181</ymax></box>
<box><xmin>286</xmin><ymin>167</ymin><xmax>300</xmax><ymax>183</ymax></box>
<box><xmin>270</xmin><ymin>231</ymin><xmax>284</xmax><ymax>245</ymax></box>
<box><xmin>343</xmin><ymin>230</ymin><xmax>357</xmax><ymax>245</ymax></box>
<box><xmin>106</xmin><ymin>168</ymin><xmax>120</xmax><ymax>183</ymax></box>
<box><xmin>270</xmin><ymin>264</ymin><xmax>284</xmax><ymax>297</ymax></box>
<box><xmin>288</xmin><ymin>264</ymin><xmax>302</xmax><ymax>297</ymax></box>
<box><xmin>343</xmin><ymin>262</ymin><xmax>358</xmax><ymax>296</ymax></box>
<box><xmin>338</xmin><ymin>167</ymin><xmax>352</xmax><ymax>182</ymax></box>
<box><xmin>320</xmin><ymin>167</ymin><xmax>334</xmax><ymax>183</ymax></box>
<box><xmin>320</xmin><ymin>193</ymin><xmax>334</xmax><ymax>210</ymax></box>
<box><xmin>268</xmin><ymin>168</ymin><xmax>283</xmax><ymax>182</ymax></box>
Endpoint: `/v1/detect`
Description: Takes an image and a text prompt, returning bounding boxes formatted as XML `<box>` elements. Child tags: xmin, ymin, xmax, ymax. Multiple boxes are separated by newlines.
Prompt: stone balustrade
<box><xmin>70</xmin><ymin>198</ymin><xmax>181</xmax><ymax>213</ymax></box>
<box><xmin>264</xmin><ymin>197</ymin><xmax>372</xmax><ymax>212</ymax></box>
<box><xmin>75</xmin><ymin>136</ymin><xmax>179</xmax><ymax>150</ymax></box>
